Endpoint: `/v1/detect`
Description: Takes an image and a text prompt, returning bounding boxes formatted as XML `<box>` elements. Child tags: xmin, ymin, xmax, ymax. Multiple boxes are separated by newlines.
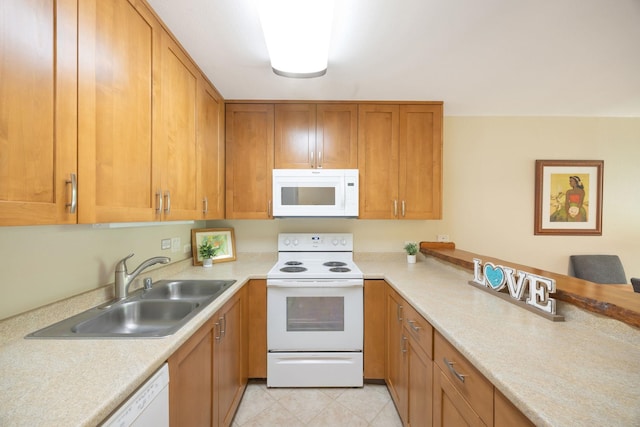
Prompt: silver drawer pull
<box><xmin>407</xmin><ymin>319</ymin><xmax>421</xmax><ymax>332</ymax></box>
<box><xmin>444</xmin><ymin>357</ymin><xmax>466</xmax><ymax>383</ymax></box>
<box><xmin>65</xmin><ymin>173</ymin><xmax>77</xmax><ymax>214</ymax></box>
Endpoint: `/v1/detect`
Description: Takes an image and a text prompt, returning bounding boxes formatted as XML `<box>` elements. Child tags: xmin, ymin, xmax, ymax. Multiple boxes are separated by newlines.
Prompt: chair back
<box><xmin>631</xmin><ymin>278</ymin><xmax>640</xmax><ymax>293</ymax></box>
<box><xmin>569</xmin><ymin>255</ymin><xmax>627</xmax><ymax>284</ymax></box>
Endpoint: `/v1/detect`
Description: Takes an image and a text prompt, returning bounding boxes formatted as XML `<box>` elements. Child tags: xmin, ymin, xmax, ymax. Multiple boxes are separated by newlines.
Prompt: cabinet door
<box><xmin>364</xmin><ymin>280</ymin><xmax>386</xmax><ymax>380</ymax></box>
<box><xmin>168</xmin><ymin>322</ymin><xmax>213</xmax><ymax>427</ymax></box>
<box><xmin>246</xmin><ymin>279</ymin><xmax>267</xmax><ymax>378</ymax></box>
<box><xmin>316</xmin><ymin>104</ymin><xmax>358</xmax><ymax>169</ymax></box>
<box><xmin>407</xmin><ymin>332</ymin><xmax>433</xmax><ymax>427</ymax></box>
<box><xmin>78</xmin><ymin>0</ymin><xmax>159</xmax><ymax>223</ymax></box>
<box><xmin>433</xmin><ymin>366</ymin><xmax>486</xmax><ymax>427</ymax></box>
<box><xmin>358</xmin><ymin>104</ymin><xmax>399</xmax><ymax>219</ymax></box>
<box><xmin>198</xmin><ymin>78</ymin><xmax>225</xmax><ymax>219</ymax></box>
<box><xmin>0</xmin><ymin>0</ymin><xmax>77</xmax><ymax>225</ymax></box>
<box><xmin>495</xmin><ymin>389</ymin><xmax>535</xmax><ymax>427</ymax></box>
<box><xmin>225</xmin><ymin>104</ymin><xmax>274</xmax><ymax>219</ymax></box>
<box><xmin>215</xmin><ymin>292</ymin><xmax>246</xmax><ymax>427</ymax></box>
<box><xmin>274</xmin><ymin>104</ymin><xmax>316</xmax><ymax>169</ymax></box>
<box><xmin>386</xmin><ymin>288</ymin><xmax>408</xmax><ymax>424</ymax></box>
<box><xmin>399</xmin><ymin>105</ymin><xmax>443</xmax><ymax>219</ymax></box>
<box><xmin>154</xmin><ymin>31</ymin><xmax>199</xmax><ymax>220</ymax></box>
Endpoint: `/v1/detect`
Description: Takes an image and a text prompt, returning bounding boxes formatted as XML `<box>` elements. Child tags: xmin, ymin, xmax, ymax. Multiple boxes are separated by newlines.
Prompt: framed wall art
<box><xmin>534</xmin><ymin>160</ymin><xmax>603</xmax><ymax>236</ymax></box>
<box><xmin>191</xmin><ymin>227</ymin><xmax>237</xmax><ymax>266</ymax></box>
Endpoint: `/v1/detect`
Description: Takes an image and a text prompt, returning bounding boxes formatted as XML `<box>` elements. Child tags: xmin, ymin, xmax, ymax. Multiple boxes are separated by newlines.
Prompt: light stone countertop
<box><xmin>1</xmin><ymin>253</ymin><xmax>639</xmax><ymax>426</ymax></box>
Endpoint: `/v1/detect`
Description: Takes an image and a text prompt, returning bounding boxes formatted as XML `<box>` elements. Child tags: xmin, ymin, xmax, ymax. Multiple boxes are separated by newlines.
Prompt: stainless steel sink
<box><xmin>26</xmin><ymin>279</ymin><xmax>236</xmax><ymax>339</ymax></box>
<box><xmin>142</xmin><ymin>279</ymin><xmax>235</xmax><ymax>300</ymax></box>
<box><xmin>71</xmin><ymin>300</ymin><xmax>200</xmax><ymax>335</ymax></box>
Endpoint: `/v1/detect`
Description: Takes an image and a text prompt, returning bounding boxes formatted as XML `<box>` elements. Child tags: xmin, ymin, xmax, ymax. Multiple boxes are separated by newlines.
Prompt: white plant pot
<box><xmin>407</xmin><ymin>254</ymin><xmax>416</xmax><ymax>264</ymax></box>
<box><xmin>202</xmin><ymin>258</ymin><xmax>213</xmax><ymax>268</ymax></box>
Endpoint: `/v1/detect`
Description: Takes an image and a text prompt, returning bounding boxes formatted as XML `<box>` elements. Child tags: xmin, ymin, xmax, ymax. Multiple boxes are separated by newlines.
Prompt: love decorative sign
<box><xmin>469</xmin><ymin>258</ymin><xmax>564</xmax><ymax>321</ymax></box>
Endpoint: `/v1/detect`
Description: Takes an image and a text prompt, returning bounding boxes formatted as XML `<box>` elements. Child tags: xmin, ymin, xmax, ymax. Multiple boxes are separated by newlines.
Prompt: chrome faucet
<box><xmin>114</xmin><ymin>253</ymin><xmax>171</xmax><ymax>299</ymax></box>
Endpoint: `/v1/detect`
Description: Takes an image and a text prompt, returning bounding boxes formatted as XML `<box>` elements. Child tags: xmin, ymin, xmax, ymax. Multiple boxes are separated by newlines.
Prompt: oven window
<box><xmin>286</xmin><ymin>297</ymin><xmax>344</xmax><ymax>331</ymax></box>
<box><xmin>281</xmin><ymin>187</ymin><xmax>336</xmax><ymax>206</ymax></box>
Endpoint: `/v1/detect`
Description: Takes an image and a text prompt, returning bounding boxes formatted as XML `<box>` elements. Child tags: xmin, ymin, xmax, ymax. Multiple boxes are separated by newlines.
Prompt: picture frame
<box><xmin>191</xmin><ymin>228</ymin><xmax>237</xmax><ymax>265</ymax></box>
<box><xmin>534</xmin><ymin>160</ymin><xmax>603</xmax><ymax>236</ymax></box>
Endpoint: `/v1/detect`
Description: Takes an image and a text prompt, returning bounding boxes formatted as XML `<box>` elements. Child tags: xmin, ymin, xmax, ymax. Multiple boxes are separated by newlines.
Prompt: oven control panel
<box><xmin>278</xmin><ymin>233</ymin><xmax>353</xmax><ymax>251</ymax></box>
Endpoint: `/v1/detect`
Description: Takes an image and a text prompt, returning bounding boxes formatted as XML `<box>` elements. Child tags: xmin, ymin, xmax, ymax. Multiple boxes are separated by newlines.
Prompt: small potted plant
<box><xmin>199</xmin><ymin>240</ymin><xmax>217</xmax><ymax>268</ymax></box>
<box><xmin>404</xmin><ymin>242</ymin><xmax>418</xmax><ymax>264</ymax></box>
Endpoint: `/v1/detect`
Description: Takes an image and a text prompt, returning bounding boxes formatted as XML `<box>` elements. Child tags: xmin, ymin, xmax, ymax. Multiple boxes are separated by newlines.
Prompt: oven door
<box><xmin>267</xmin><ymin>279</ymin><xmax>363</xmax><ymax>351</ymax></box>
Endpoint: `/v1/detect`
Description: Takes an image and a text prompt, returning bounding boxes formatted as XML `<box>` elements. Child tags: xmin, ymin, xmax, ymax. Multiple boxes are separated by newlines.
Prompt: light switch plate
<box><xmin>161</xmin><ymin>238</ymin><xmax>171</xmax><ymax>250</ymax></box>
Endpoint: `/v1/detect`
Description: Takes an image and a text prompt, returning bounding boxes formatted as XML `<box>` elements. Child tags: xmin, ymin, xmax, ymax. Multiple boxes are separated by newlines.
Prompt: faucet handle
<box><xmin>116</xmin><ymin>253</ymin><xmax>135</xmax><ymax>273</ymax></box>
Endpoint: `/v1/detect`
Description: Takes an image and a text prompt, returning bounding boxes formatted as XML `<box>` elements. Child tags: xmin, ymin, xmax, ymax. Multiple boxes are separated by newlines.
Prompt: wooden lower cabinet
<box><xmin>246</xmin><ymin>279</ymin><xmax>267</xmax><ymax>378</ymax></box>
<box><xmin>168</xmin><ymin>321</ymin><xmax>213</xmax><ymax>427</ymax></box>
<box><xmin>364</xmin><ymin>280</ymin><xmax>386</xmax><ymax>379</ymax></box>
<box><xmin>495</xmin><ymin>389</ymin><xmax>535</xmax><ymax>427</ymax></box>
<box><xmin>434</xmin><ymin>330</ymin><xmax>493</xmax><ymax>426</ymax></box>
<box><xmin>386</xmin><ymin>285</ymin><xmax>433</xmax><ymax>426</ymax></box>
<box><xmin>168</xmin><ymin>289</ymin><xmax>247</xmax><ymax>427</ymax></box>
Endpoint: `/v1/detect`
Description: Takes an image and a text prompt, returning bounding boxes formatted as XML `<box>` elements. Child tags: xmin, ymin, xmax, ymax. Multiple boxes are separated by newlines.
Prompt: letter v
<box><xmin>504</xmin><ymin>268</ymin><xmax>527</xmax><ymax>300</ymax></box>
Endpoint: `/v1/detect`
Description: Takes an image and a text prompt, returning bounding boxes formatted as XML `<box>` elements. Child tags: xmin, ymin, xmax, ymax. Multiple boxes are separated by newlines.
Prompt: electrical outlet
<box><xmin>161</xmin><ymin>238</ymin><xmax>171</xmax><ymax>250</ymax></box>
<box><xmin>183</xmin><ymin>244</ymin><xmax>191</xmax><ymax>254</ymax></box>
<box><xmin>171</xmin><ymin>237</ymin><xmax>180</xmax><ymax>253</ymax></box>
<box><xmin>437</xmin><ymin>234</ymin><xmax>450</xmax><ymax>242</ymax></box>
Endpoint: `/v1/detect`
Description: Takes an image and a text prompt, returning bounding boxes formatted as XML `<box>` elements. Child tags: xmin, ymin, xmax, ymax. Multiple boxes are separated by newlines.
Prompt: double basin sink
<box><xmin>26</xmin><ymin>279</ymin><xmax>236</xmax><ymax>339</ymax></box>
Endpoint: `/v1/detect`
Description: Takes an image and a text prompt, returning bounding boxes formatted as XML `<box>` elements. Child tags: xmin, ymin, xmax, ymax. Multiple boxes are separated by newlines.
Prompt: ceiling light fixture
<box><xmin>257</xmin><ymin>0</ymin><xmax>335</xmax><ymax>78</ymax></box>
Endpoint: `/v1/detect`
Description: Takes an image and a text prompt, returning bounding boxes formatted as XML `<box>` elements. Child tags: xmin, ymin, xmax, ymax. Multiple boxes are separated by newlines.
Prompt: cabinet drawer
<box><xmin>434</xmin><ymin>331</ymin><xmax>493</xmax><ymax>425</ymax></box>
<box><xmin>403</xmin><ymin>303</ymin><xmax>433</xmax><ymax>359</ymax></box>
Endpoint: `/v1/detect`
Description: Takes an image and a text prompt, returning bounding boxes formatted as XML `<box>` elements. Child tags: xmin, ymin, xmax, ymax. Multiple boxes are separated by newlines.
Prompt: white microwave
<box><xmin>272</xmin><ymin>169</ymin><xmax>359</xmax><ymax>217</ymax></box>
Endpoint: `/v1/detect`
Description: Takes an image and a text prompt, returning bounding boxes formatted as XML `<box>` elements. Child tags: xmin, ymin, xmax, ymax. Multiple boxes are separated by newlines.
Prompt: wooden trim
<box><xmin>224</xmin><ymin>99</ymin><xmax>444</xmax><ymax>105</ymax></box>
<box><xmin>419</xmin><ymin>245</ymin><xmax>640</xmax><ymax>329</ymax></box>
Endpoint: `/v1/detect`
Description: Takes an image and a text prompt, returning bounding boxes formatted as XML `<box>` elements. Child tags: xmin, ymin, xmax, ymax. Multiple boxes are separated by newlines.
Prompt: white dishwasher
<box><xmin>101</xmin><ymin>363</ymin><xmax>170</xmax><ymax>427</ymax></box>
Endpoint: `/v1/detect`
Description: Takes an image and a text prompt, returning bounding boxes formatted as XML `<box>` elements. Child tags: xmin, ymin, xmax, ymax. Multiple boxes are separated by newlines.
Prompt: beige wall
<box><xmin>1</xmin><ymin>117</ymin><xmax>638</xmax><ymax>320</ymax></box>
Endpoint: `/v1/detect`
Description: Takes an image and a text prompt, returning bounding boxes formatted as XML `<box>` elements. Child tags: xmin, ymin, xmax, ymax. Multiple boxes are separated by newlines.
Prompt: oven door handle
<box><xmin>267</xmin><ymin>280</ymin><xmax>363</xmax><ymax>288</ymax></box>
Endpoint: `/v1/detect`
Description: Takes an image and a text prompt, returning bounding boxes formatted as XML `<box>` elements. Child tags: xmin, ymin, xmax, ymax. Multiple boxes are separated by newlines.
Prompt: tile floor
<box><xmin>231</xmin><ymin>380</ymin><xmax>403</xmax><ymax>427</ymax></box>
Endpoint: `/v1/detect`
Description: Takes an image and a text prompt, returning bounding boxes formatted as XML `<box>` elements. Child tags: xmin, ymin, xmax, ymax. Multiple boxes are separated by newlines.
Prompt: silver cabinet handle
<box><xmin>156</xmin><ymin>190</ymin><xmax>163</xmax><ymax>214</ymax></box>
<box><xmin>444</xmin><ymin>357</ymin><xmax>466</xmax><ymax>383</ymax></box>
<box><xmin>317</xmin><ymin>151</ymin><xmax>322</xmax><ymax>168</ymax></box>
<box><xmin>310</xmin><ymin>151</ymin><xmax>314</xmax><ymax>167</ymax></box>
<box><xmin>401</xmin><ymin>200</ymin><xmax>406</xmax><ymax>217</ymax></box>
<box><xmin>65</xmin><ymin>173</ymin><xmax>77</xmax><ymax>214</ymax></box>
<box><xmin>397</xmin><ymin>304</ymin><xmax>403</xmax><ymax>322</ymax></box>
<box><xmin>407</xmin><ymin>319</ymin><xmax>421</xmax><ymax>332</ymax></box>
<box><xmin>393</xmin><ymin>200</ymin><xmax>398</xmax><ymax>217</ymax></box>
<box><xmin>401</xmin><ymin>336</ymin><xmax>407</xmax><ymax>353</ymax></box>
<box><xmin>164</xmin><ymin>191</ymin><xmax>171</xmax><ymax>214</ymax></box>
<box><xmin>214</xmin><ymin>321</ymin><xmax>221</xmax><ymax>341</ymax></box>
<box><xmin>220</xmin><ymin>314</ymin><xmax>226</xmax><ymax>338</ymax></box>
<box><xmin>203</xmin><ymin>197</ymin><xmax>208</xmax><ymax>215</ymax></box>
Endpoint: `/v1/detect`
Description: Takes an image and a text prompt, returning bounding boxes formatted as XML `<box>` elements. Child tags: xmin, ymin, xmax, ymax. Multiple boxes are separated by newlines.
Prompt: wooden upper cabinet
<box><xmin>0</xmin><ymin>0</ymin><xmax>78</xmax><ymax>226</ymax></box>
<box><xmin>316</xmin><ymin>104</ymin><xmax>358</xmax><ymax>169</ymax></box>
<box><xmin>274</xmin><ymin>103</ymin><xmax>357</xmax><ymax>169</ymax></box>
<box><xmin>274</xmin><ymin>104</ymin><xmax>316</xmax><ymax>169</ymax></box>
<box><xmin>358</xmin><ymin>103</ymin><xmax>442</xmax><ymax>219</ymax></box>
<box><xmin>78</xmin><ymin>0</ymin><xmax>160</xmax><ymax>223</ymax></box>
<box><xmin>225</xmin><ymin>104</ymin><xmax>275</xmax><ymax>219</ymax></box>
<box><xmin>197</xmin><ymin>79</ymin><xmax>225</xmax><ymax>220</ymax></box>
<box><xmin>358</xmin><ymin>104</ymin><xmax>400</xmax><ymax>219</ymax></box>
<box><xmin>399</xmin><ymin>104</ymin><xmax>442</xmax><ymax>219</ymax></box>
<box><xmin>153</xmin><ymin>31</ymin><xmax>200</xmax><ymax>221</ymax></box>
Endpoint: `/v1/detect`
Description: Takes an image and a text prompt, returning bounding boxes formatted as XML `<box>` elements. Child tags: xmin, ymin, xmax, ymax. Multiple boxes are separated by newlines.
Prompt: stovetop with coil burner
<box><xmin>267</xmin><ymin>233</ymin><xmax>363</xmax><ymax>280</ymax></box>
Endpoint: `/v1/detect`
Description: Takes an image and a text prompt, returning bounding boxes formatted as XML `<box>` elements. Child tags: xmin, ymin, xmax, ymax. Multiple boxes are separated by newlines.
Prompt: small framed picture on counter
<box><xmin>191</xmin><ymin>227</ymin><xmax>237</xmax><ymax>265</ymax></box>
<box><xmin>534</xmin><ymin>160</ymin><xmax>603</xmax><ymax>235</ymax></box>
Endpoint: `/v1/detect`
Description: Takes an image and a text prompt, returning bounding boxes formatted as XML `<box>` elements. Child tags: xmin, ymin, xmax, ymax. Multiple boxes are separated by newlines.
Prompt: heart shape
<box><xmin>484</xmin><ymin>264</ymin><xmax>505</xmax><ymax>290</ymax></box>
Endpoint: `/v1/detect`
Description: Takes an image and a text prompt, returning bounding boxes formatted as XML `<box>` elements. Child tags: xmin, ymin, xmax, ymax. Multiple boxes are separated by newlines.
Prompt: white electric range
<box><xmin>266</xmin><ymin>233</ymin><xmax>364</xmax><ymax>388</ymax></box>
